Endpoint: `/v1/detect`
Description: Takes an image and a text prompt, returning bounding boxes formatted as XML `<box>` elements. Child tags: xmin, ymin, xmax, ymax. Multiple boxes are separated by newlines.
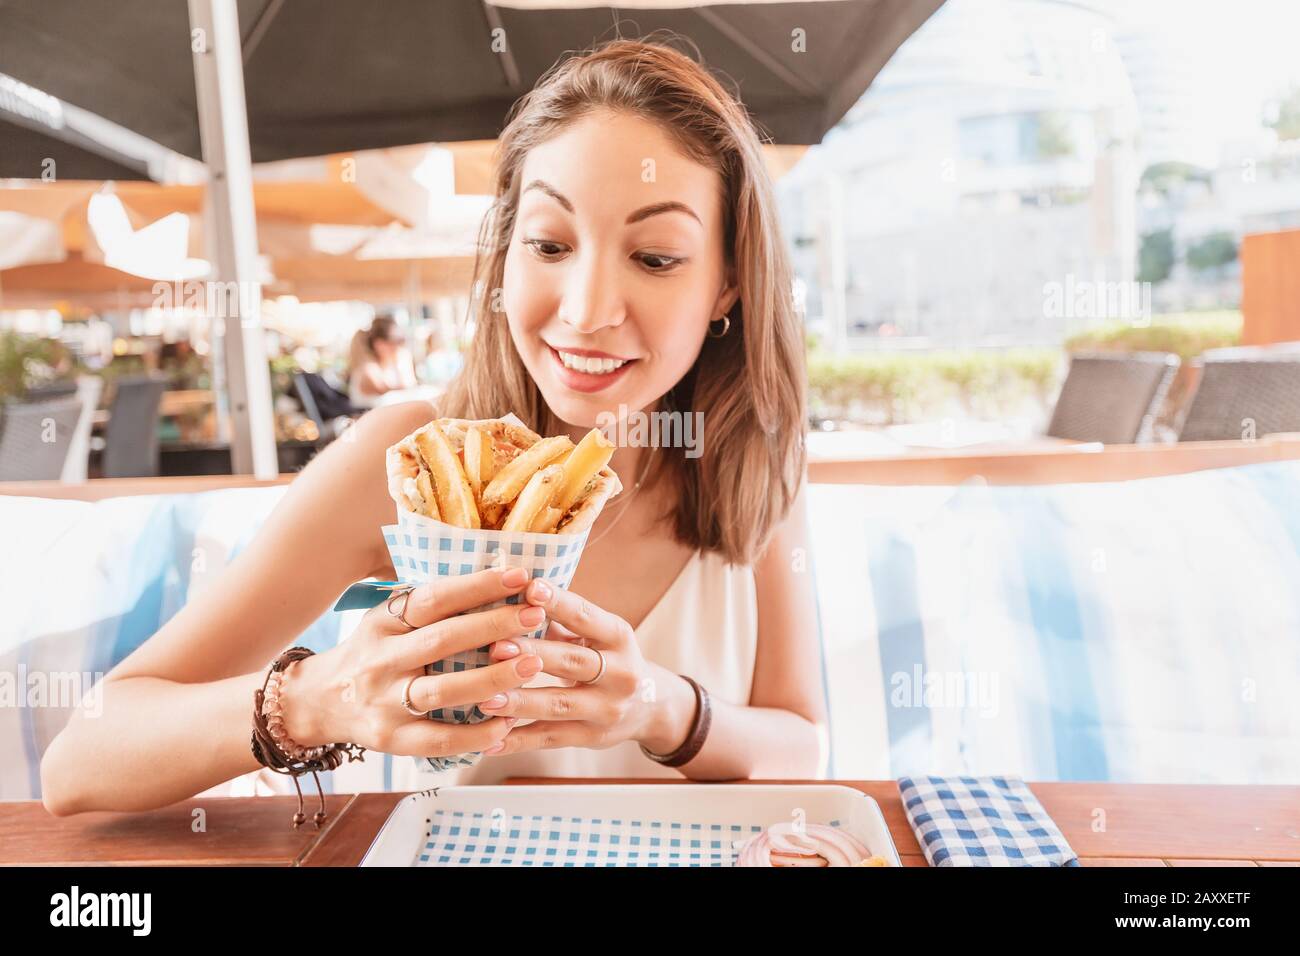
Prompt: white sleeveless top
<box><xmin>435</xmin><ymin>547</ymin><xmax>758</xmax><ymax>785</ymax></box>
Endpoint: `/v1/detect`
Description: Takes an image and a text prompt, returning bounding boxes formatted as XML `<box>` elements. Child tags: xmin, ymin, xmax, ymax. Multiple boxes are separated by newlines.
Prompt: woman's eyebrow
<box><xmin>625</xmin><ymin>201</ymin><xmax>701</xmax><ymax>226</ymax></box>
<box><xmin>522</xmin><ymin>179</ymin><xmax>573</xmax><ymax>212</ymax></box>
<box><xmin>522</xmin><ymin>180</ymin><xmax>700</xmax><ymax>227</ymax></box>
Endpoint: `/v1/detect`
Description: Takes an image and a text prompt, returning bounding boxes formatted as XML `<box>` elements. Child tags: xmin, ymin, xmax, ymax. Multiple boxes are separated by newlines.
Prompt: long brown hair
<box><xmin>439</xmin><ymin>37</ymin><xmax>807</xmax><ymax>566</ymax></box>
<box><xmin>348</xmin><ymin>314</ymin><xmax>401</xmax><ymax>375</ymax></box>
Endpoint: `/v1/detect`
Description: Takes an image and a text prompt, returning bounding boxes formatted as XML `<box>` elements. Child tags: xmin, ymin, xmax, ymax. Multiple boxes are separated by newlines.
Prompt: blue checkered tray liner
<box><xmin>414</xmin><ymin>810</ymin><xmax>860</xmax><ymax>867</ymax></box>
<box><xmin>898</xmin><ymin>775</ymin><xmax>1080</xmax><ymax>867</ymax></box>
<box><xmin>383</xmin><ymin>507</ymin><xmax>589</xmax><ymax>773</ymax></box>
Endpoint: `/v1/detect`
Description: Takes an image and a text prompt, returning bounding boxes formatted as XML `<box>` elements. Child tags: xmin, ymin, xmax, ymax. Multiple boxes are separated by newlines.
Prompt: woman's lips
<box><xmin>547</xmin><ymin>345</ymin><xmax>637</xmax><ymax>393</ymax></box>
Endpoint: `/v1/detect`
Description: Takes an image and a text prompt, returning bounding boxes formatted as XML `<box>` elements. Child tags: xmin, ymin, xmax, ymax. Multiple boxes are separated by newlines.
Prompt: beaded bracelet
<box><xmin>251</xmin><ymin>646</ymin><xmax>366</xmax><ymax>829</ymax></box>
<box><xmin>262</xmin><ymin>657</ymin><xmax>331</xmax><ymax>763</ymax></box>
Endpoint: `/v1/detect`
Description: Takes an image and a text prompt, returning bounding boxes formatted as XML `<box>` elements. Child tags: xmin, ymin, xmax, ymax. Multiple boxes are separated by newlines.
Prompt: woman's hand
<box><xmin>280</xmin><ymin>566</ymin><xmax>548</xmax><ymax>760</ymax></box>
<box><xmin>476</xmin><ymin>578</ymin><xmax>694</xmax><ymax>756</ymax></box>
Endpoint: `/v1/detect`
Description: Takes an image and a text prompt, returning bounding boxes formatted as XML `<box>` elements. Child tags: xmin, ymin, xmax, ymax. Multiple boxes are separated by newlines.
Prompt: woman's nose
<box><xmin>558</xmin><ymin>254</ymin><xmax>626</xmax><ymax>332</ymax></box>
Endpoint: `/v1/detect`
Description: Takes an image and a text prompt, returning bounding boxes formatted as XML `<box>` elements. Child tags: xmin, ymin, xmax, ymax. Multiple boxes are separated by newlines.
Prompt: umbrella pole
<box><xmin>188</xmin><ymin>0</ymin><xmax>277</xmax><ymax>478</ymax></box>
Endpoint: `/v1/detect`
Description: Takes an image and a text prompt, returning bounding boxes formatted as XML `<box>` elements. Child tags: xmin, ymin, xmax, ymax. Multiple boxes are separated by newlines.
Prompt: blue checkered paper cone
<box><xmin>382</xmin><ymin>507</ymin><xmax>590</xmax><ymax>772</ymax></box>
<box><xmin>897</xmin><ymin>775</ymin><xmax>1080</xmax><ymax>867</ymax></box>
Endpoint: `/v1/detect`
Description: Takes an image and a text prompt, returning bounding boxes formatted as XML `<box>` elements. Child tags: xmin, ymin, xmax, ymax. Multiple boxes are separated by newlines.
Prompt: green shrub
<box><xmin>805</xmin><ymin>312</ymin><xmax>1240</xmax><ymax>426</ymax></box>
<box><xmin>807</xmin><ymin>347</ymin><xmax>1062</xmax><ymax>425</ymax></box>
<box><xmin>1063</xmin><ymin>311</ymin><xmax>1241</xmax><ymax>360</ymax></box>
<box><xmin>0</xmin><ymin>331</ymin><xmax>80</xmax><ymax>403</ymax></box>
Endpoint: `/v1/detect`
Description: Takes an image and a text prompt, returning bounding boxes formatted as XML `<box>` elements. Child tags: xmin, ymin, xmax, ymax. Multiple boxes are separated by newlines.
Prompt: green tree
<box><xmin>1267</xmin><ymin>87</ymin><xmax>1300</xmax><ymax>141</ymax></box>
<box><xmin>1137</xmin><ymin>229</ymin><xmax>1175</xmax><ymax>284</ymax></box>
<box><xmin>1036</xmin><ymin>111</ymin><xmax>1074</xmax><ymax>159</ymax></box>
<box><xmin>1139</xmin><ymin>161</ymin><xmax>1210</xmax><ymax>196</ymax></box>
<box><xmin>1185</xmin><ymin>232</ymin><xmax>1238</xmax><ymax>272</ymax></box>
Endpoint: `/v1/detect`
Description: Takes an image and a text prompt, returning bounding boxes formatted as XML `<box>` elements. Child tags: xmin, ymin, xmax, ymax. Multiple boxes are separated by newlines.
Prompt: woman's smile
<box><xmin>546</xmin><ymin>342</ymin><xmax>639</xmax><ymax>393</ymax></box>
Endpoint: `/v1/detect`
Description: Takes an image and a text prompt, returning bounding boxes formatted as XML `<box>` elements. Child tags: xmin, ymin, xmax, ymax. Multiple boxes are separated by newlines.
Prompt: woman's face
<box><xmin>502</xmin><ymin>109</ymin><xmax>737</xmax><ymax>428</ymax></box>
<box><xmin>374</xmin><ymin>332</ymin><xmax>404</xmax><ymax>360</ymax></box>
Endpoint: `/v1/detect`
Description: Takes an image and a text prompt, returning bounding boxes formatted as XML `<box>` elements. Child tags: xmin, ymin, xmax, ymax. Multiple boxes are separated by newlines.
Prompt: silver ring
<box><xmin>401</xmin><ymin>675</ymin><xmax>427</xmax><ymax>716</ymax></box>
<box><xmin>581</xmin><ymin>648</ymin><xmax>607</xmax><ymax>686</ymax></box>
<box><xmin>386</xmin><ymin>585</ymin><xmax>417</xmax><ymax>629</ymax></box>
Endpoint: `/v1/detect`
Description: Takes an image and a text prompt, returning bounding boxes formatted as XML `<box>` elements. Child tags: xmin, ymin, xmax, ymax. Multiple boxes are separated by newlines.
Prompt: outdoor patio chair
<box><xmin>1178</xmin><ymin>346</ymin><xmax>1300</xmax><ymax>442</ymax></box>
<box><xmin>293</xmin><ymin>371</ymin><xmax>361</xmax><ymax>443</ymax></box>
<box><xmin>0</xmin><ymin>396</ymin><xmax>84</xmax><ymax>481</ymax></box>
<box><xmin>1045</xmin><ymin>351</ymin><xmax>1179</xmax><ymax>445</ymax></box>
<box><xmin>17</xmin><ymin>375</ymin><xmax>102</xmax><ymax>481</ymax></box>
<box><xmin>23</xmin><ymin>381</ymin><xmax>79</xmax><ymax>401</ymax></box>
<box><xmin>102</xmin><ymin>375</ymin><xmax>166</xmax><ymax>478</ymax></box>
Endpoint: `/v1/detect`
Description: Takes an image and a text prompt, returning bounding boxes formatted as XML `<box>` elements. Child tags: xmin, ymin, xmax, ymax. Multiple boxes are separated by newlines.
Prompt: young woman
<box><xmin>41</xmin><ymin>39</ymin><xmax>826</xmax><ymax>815</ymax></box>
<box><xmin>347</xmin><ymin>313</ymin><xmax>418</xmax><ymax>408</ymax></box>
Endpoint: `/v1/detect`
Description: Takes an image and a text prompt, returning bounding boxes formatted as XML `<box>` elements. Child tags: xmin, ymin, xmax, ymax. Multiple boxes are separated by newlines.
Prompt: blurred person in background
<box><xmin>347</xmin><ymin>313</ymin><xmax>417</xmax><ymax>408</ymax></box>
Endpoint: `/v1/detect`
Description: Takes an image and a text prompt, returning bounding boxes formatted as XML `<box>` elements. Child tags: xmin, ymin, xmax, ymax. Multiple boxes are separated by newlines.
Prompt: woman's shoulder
<box><xmin>305</xmin><ymin>399</ymin><xmax>436</xmax><ymax>494</ymax></box>
<box><xmin>350</xmin><ymin>398</ymin><xmax>439</xmax><ymax>444</ymax></box>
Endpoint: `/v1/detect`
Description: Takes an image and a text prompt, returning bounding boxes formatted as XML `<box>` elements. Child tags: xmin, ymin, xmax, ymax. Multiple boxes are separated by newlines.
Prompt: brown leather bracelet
<box><xmin>639</xmin><ymin>674</ymin><xmax>711</xmax><ymax>768</ymax></box>
<box><xmin>251</xmin><ymin>646</ymin><xmax>366</xmax><ymax>829</ymax></box>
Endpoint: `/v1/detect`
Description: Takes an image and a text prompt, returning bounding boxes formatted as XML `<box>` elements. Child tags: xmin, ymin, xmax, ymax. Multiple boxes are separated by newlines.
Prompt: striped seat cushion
<box><xmin>0</xmin><ymin>487</ymin><xmax>345</xmax><ymax>801</ymax></box>
<box><xmin>809</xmin><ymin>460</ymin><xmax>1300</xmax><ymax>785</ymax></box>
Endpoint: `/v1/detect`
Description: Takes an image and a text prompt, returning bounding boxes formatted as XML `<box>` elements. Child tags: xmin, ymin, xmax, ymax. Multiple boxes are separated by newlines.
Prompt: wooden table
<box><xmin>3</xmin><ymin>780</ymin><xmax>1297</xmax><ymax>867</ymax></box>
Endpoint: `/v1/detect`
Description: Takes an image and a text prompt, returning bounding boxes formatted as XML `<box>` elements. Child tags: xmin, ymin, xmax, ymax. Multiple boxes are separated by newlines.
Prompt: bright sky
<box><xmin>1109</xmin><ymin>0</ymin><xmax>1300</xmax><ymax>138</ymax></box>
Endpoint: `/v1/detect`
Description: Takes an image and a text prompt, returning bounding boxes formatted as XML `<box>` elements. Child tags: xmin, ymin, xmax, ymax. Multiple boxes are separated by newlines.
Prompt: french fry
<box><xmin>413</xmin><ymin>423</ymin><xmax>480</xmax><ymax>529</ymax></box>
<box><xmin>462</xmin><ymin>425</ymin><xmax>496</xmax><ymax>500</ymax></box>
<box><xmin>481</xmin><ymin>435</ymin><xmax>574</xmax><ymax>507</ymax></box>
<box><xmin>415</xmin><ymin>465</ymin><xmax>441</xmax><ymax>521</ymax></box>
<box><xmin>501</xmin><ymin>463</ymin><xmax>563</xmax><ymax>532</ymax></box>
<box><xmin>551</xmin><ymin>428</ymin><xmax>616</xmax><ymax>515</ymax></box>
<box><xmin>531</xmin><ymin>505</ymin><xmax>564</xmax><ymax>534</ymax></box>
<box><xmin>385</xmin><ymin>415</ymin><xmax>623</xmax><ymax>537</ymax></box>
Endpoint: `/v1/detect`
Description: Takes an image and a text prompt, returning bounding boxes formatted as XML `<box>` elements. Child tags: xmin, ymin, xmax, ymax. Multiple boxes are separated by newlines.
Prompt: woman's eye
<box><xmin>523</xmin><ymin>239</ymin><xmax>570</xmax><ymax>259</ymax></box>
<box><xmin>636</xmin><ymin>252</ymin><xmax>682</xmax><ymax>272</ymax></box>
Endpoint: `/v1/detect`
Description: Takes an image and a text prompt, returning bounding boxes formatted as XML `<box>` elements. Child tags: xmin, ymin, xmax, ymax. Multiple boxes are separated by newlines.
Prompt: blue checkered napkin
<box><xmin>382</xmin><ymin>508</ymin><xmax>589</xmax><ymax>772</ymax></box>
<box><xmin>415</xmin><ymin>810</ymin><xmax>772</xmax><ymax>867</ymax></box>
<box><xmin>897</xmin><ymin>775</ymin><xmax>1080</xmax><ymax>867</ymax></box>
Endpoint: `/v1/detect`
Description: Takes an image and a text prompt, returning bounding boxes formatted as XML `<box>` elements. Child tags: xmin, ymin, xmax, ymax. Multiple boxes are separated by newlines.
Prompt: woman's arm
<box><xmin>396</xmin><ymin>347</ymin><xmax>419</xmax><ymax>388</ymax></box>
<box><xmin>352</xmin><ymin>360</ymin><xmax>392</xmax><ymax>399</ymax></box>
<box><xmin>39</xmin><ymin>401</ymin><xmax>439</xmax><ymax>814</ymax></box>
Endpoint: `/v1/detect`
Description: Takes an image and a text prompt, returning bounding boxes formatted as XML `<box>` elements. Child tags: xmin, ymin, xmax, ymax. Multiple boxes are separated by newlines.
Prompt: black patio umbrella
<box><xmin>0</xmin><ymin>0</ymin><xmax>944</xmax><ymax>167</ymax></box>
<box><xmin>0</xmin><ymin>0</ymin><xmax>944</xmax><ymax>478</ymax></box>
<box><xmin>0</xmin><ymin>72</ymin><xmax>153</xmax><ymax>180</ymax></box>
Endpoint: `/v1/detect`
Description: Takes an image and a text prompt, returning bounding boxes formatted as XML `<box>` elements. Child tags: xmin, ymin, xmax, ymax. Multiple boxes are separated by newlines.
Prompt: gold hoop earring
<box><xmin>707</xmin><ymin>314</ymin><xmax>731</xmax><ymax>338</ymax></box>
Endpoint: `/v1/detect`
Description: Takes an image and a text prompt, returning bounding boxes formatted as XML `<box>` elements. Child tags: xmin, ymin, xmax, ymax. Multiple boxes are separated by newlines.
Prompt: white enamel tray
<box><xmin>359</xmin><ymin>784</ymin><xmax>901</xmax><ymax>867</ymax></box>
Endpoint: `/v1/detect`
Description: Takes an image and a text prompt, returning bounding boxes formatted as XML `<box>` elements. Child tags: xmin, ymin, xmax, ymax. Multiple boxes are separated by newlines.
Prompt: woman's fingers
<box><xmin>383</xmin><ymin>601</ymin><xmax>546</xmax><ymax>673</ymax></box>
<box><xmin>535</xmin><ymin>620</ymin><xmax>588</xmax><ymax>645</ymax></box>
<box><xmin>488</xmin><ymin>633</ymin><xmax>603</xmax><ymax>684</ymax></box>
<box><xmin>478</xmin><ymin>685</ymin><xmax>615</xmax><ymax>722</ymax></box>
<box><xmin>488</xmin><ymin>720</ymin><xmax>594</xmax><ymax>755</ymax></box>
<box><xmin>386</xmin><ymin>714</ymin><xmax>514</xmax><ymax>759</ymax></box>
<box><xmin>406</xmin><ymin>655</ymin><xmax>543</xmax><ymax>713</ymax></box>
<box><xmin>371</xmin><ymin>566</ymin><xmax>531</xmax><ymax>635</ymax></box>
<box><xmin>521</xmin><ymin>579</ymin><xmax>632</xmax><ymax>648</ymax></box>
